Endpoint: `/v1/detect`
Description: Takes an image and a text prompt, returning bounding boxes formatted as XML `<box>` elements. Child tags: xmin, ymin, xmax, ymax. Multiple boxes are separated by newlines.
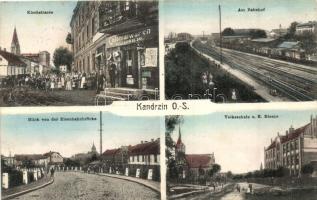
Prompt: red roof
<box><xmin>185</xmin><ymin>154</ymin><xmax>214</xmax><ymax>168</ymax></box>
<box><xmin>102</xmin><ymin>148</ymin><xmax>120</xmax><ymax>156</ymax></box>
<box><xmin>129</xmin><ymin>139</ymin><xmax>160</xmax><ymax>155</ymax></box>
<box><xmin>0</xmin><ymin>50</ymin><xmax>26</xmax><ymax>66</ymax></box>
<box><xmin>281</xmin><ymin>124</ymin><xmax>308</xmax><ymax>143</ymax></box>
<box><xmin>266</xmin><ymin>124</ymin><xmax>309</xmax><ymax>150</ymax></box>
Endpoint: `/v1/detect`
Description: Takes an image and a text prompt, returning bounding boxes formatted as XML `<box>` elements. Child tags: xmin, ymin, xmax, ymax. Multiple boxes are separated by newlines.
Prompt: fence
<box><xmin>1</xmin><ymin>168</ymin><xmax>45</xmax><ymax>190</ymax></box>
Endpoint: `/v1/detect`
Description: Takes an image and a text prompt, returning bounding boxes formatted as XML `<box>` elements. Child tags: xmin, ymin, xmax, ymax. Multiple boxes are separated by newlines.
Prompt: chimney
<box><xmin>144</xmin><ymin>141</ymin><xmax>148</xmax><ymax>143</ymax></box>
<box><xmin>286</xmin><ymin>130</ymin><xmax>289</xmax><ymax>136</ymax></box>
<box><xmin>277</xmin><ymin>132</ymin><xmax>280</xmax><ymax>137</ymax></box>
<box><xmin>151</xmin><ymin>139</ymin><xmax>154</xmax><ymax>142</ymax></box>
<box><xmin>3</xmin><ymin>48</ymin><xmax>6</xmax><ymax>52</ymax></box>
<box><xmin>141</xmin><ymin>140</ymin><xmax>143</xmax><ymax>144</ymax></box>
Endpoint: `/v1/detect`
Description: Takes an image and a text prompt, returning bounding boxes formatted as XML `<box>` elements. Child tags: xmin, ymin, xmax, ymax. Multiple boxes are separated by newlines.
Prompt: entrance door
<box><xmin>123</xmin><ymin>49</ymin><xmax>138</xmax><ymax>88</ymax></box>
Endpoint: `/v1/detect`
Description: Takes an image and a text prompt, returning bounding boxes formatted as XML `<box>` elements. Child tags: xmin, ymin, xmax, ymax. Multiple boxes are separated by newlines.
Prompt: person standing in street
<box><xmin>109</xmin><ymin>62</ymin><xmax>116</xmax><ymax>88</ymax></box>
<box><xmin>50</xmin><ymin>167</ymin><xmax>55</xmax><ymax>178</ymax></box>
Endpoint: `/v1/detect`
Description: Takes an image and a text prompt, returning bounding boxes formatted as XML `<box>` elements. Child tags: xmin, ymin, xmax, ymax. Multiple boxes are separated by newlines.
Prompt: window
<box><xmin>154</xmin><ymin>154</ymin><xmax>157</xmax><ymax>163</ymax></box>
<box><xmin>142</xmin><ymin>155</ymin><xmax>144</xmax><ymax>162</ymax></box>
<box><xmin>137</xmin><ymin>155</ymin><xmax>139</xmax><ymax>162</ymax></box>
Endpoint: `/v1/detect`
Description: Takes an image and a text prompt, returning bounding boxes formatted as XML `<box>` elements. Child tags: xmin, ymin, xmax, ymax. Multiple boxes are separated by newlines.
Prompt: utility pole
<box><xmin>100</xmin><ymin>111</ymin><xmax>103</xmax><ymax>155</ymax></box>
<box><xmin>219</xmin><ymin>5</ymin><xmax>223</xmax><ymax>64</ymax></box>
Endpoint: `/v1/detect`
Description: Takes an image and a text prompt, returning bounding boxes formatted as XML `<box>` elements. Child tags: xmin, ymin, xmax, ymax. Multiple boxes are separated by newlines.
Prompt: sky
<box><xmin>0</xmin><ymin>1</ymin><xmax>77</xmax><ymax>66</ymax></box>
<box><xmin>162</xmin><ymin>0</ymin><xmax>317</xmax><ymax>35</ymax></box>
<box><xmin>170</xmin><ymin>109</ymin><xmax>317</xmax><ymax>174</ymax></box>
<box><xmin>1</xmin><ymin>112</ymin><xmax>161</xmax><ymax>158</ymax></box>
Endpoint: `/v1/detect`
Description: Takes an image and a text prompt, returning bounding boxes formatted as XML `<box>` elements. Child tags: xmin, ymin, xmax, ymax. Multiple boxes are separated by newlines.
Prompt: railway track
<box><xmin>193</xmin><ymin>41</ymin><xmax>316</xmax><ymax>101</ymax></box>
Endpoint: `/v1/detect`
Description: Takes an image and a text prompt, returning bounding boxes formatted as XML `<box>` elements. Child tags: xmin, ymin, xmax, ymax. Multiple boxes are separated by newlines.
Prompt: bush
<box><xmin>302</xmin><ymin>163</ymin><xmax>314</xmax><ymax>175</ymax></box>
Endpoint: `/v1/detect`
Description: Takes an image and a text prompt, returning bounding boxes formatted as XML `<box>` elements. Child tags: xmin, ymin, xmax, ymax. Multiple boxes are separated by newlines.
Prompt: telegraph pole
<box><xmin>219</xmin><ymin>5</ymin><xmax>223</xmax><ymax>64</ymax></box>
<box><xmin>100</xmin><ymin>111</ymin><xmax>103</xmax><ymax>155</ymax></box>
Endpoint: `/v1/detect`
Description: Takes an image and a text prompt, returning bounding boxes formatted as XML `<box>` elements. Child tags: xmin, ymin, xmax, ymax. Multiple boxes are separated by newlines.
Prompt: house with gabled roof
<box><xmin>264</xmin><ymin>115</ymin><xmax>317</xmax><ymax>176</ymax></box>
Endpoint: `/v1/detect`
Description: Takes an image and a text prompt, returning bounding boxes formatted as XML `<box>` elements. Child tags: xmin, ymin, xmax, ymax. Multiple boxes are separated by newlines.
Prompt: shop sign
<box><xmin>106</xmin><ymin>26</ymin><xmax>157</xmax><ymax>48</ymax></box>
<box><xmin>144</xmin><ymin>48</ymin><xmax>158</xmax><ymax>67</ymax></box>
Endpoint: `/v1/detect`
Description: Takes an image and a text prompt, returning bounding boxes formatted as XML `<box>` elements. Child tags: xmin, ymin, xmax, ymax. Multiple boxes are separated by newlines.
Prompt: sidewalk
<box><xmin>1</xmin><ymin>176</ymin><xmax>54</xmax><ymax>200</ymax></box>
<box><xmin>98</xmin><ymin>173</ymin><xmax>160</xmax><ymax>193</ymax></box>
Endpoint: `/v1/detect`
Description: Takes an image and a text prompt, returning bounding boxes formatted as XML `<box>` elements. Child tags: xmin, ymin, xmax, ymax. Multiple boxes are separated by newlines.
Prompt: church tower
<box><xmin>176</xmin><ymin>125</ymin><xmax>186</xmax><ymax>154</ymax></box>
<box><xmin>11</xmin><ymin>27</ymin><xmax>21</xmax><ymax>55</ymax></box>
<box><xmin>91</xmin><ymin>142</ymin><xmax>97</xmax><ymax>153</ymax></box>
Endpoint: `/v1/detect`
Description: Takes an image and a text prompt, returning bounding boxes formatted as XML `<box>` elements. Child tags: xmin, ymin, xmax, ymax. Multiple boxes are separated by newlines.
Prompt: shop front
<box><xmin>105</xmin><ymin>26</ymin><xmax>159</xmax><ymax>90</ymax></box>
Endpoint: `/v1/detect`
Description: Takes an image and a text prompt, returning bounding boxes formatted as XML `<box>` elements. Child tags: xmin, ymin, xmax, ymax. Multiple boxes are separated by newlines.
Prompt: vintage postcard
<box><xmin>1</xmin><ymin>0</ymin><xmax>317</xmax><ymax>200</ymax></box>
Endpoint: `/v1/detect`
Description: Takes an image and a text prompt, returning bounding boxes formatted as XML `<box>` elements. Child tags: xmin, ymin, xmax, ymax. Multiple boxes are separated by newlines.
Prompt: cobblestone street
<box><xmin>11</xmin><ymin>172</ymin><xmax>160</xmax><ymax>200</ymax></box>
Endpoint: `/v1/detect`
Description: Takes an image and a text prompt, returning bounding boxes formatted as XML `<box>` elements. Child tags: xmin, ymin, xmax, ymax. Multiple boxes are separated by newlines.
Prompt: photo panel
<box><xmin>0</xmin><ymin>0</ymin><xmax>159</xmax><ymax>107</ymax></box>
<box><xmin>1</xmin><ymin>111</ymin><xmax>161</xmax><ymax>199</ymax></box>
<box><xmin>166</xmin><ymin>108</ymin><xmax>317</xmax><ymax>199</ymax></box>
<box><xmin>163</xmin><ymin>0</ymin><xmax>317</xmax><ymax>103</ymax></box>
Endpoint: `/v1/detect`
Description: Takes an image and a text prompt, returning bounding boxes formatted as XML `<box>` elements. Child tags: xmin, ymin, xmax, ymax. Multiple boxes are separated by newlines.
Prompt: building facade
<box><xmin>0</xmin><ymin>50</ymin><xmax>26</xmax><ymax>77</ymax></box>
<box><xmin>264</xmin><ymin>115</ymin><xmax>317</xmax><ymax>176</ymax></box>
<box><xmin>175</xmin><ymin>126</ymin><xmax>216</xmax><ymax>179</ymax></box>
<box><xmin>43</xmin><ymin>151</ymin><xmax>64</xmax><ymax>165</ymax></box>
<box><xmin>296</xmin><ymin>21</ymin><xmax>317</xmax><ymax>35</ymax></box>
<box><xmin>70</xmin><ymin>1</ymin><xmax>159</xmax><ymax>90</ymax></box>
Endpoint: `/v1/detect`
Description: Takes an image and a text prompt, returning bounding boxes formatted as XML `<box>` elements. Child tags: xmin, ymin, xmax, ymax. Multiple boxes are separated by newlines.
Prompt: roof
<box><xmin>102</xmin><ymin>148</ymin><xmax>120</xmax><ymax>156</ymax></box>
<box><xmin>297</xmin><ymin>21</ymin><xmax>317</xmax><ymax>28</ymax></box>
<box><xmin>278</xmin><ymin>41</ymin><xmax>299</xmax><ymax>49</ymax></box>
<box><xmin>43</xmin><ymin>151</ymin><xmax>62</xmax><ymax>157</ymax></box>
<box><xmin>280</xmin><ymin>124</ymin><xmax>309</xmax><ymax>143</ymax></box>
<box><xmin>251</xmin><ymin>38</ymin><xmax>276</xmax><ymax>43</ymax></box>
<box><xmin>0</xmin><ymin>50</ymin><xmax>26</xmax><ymax>66</ymax></box>
<box><xmin>266</xmin><ymin>124</ymin><xmax>309</xmax><ymax>150</ymax></box>
<box><xmin>266</xmin><ymin>141</ymin><xmax>276</xmax><ymax>150</ymax></box>
<box><xmin>88</xmin><ymin>160</ymin><xmax>102</xmax><ymax>165</ymax></box>
<box><xmin>185</xmin><ymin>154</ymin><xmax>214</xmax><ymax>168</ymax></box>
<box><xmin>15</xmin><ymin>154</ymin><xmax>47</xmax><ymax>161</ymax></box>
<box><xmin>129</xmin><ymin>139</ymin><xmax>160</xmax><ymax>155</ymax></box>
<box><xmin>11</xmin><ymin>27</ymin><xmax>19</xmax><ymax>45</ymax></box>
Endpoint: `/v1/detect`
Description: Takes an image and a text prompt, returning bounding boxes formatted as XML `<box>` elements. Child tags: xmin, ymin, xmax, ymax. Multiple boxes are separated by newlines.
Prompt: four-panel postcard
<box><xmin>1</xmin><ymin>0</ymin><xmax>316</xmax><ymax>200</ymax></box>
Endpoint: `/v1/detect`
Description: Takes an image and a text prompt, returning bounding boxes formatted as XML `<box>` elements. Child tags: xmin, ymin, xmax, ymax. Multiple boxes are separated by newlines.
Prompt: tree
<box><xmin>227</xmin><ymin>171</ymin><xmax>233</xmax><ymax>179</ymax></box>
<box><xmin>212</xmin><ymin>164</ymin><xmax>221</xmax><ymax>174</ymax></box>
<box><xmin>222</xmin><ymin>27</ymin><xmax>235</xmax><ymax>36</ymax></box>
<box><xmin>296</xmin><ymin>32</ymin><xmax>317</xmax><ymax>54</ymax></box>
<box><xmin>249</xmin><ymin>29</ymin><xmax>267</xmax><ymax>39</ymax></box>
<box><xmin>165</xmin><ymin>116</ymin><xmax>183</xmax><ymax>181</ymax></box>
<box><xmin>302</xmin><ymin>163</ymin><xmax>314</xmax><ymax>175</ymax></box>
<box><xmin>284</xmin><ymin>21</ymin><xmax>299</xmax><ymax>40</ymax></box>
<box><xmin>66</xmin><ymin>33</ymin><xmax>73</xmax><ymax>44</ymax></box>
<box><xmin>53</xmin><ymin>47</ymin><xmax>73</xmax><ymax>71</ymax></box>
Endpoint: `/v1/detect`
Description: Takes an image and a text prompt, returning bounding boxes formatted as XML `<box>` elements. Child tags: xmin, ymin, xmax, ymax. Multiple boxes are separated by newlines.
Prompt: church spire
<box><xmin>11</xmin><ymin>27</ymin><xmax>21</xmax><ymax>55</ymax></box>
<box><xmin>177</xmin><ymin>124</ymin><xmax>182</xmax><ymax>145</ymax></box>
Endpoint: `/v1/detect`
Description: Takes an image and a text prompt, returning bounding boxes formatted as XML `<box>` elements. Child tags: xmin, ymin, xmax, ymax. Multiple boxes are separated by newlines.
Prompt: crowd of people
<box><xmin>0</xmin><ymin>71</ymin><xmax>107</xmax><ymax>92</ymax></box>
